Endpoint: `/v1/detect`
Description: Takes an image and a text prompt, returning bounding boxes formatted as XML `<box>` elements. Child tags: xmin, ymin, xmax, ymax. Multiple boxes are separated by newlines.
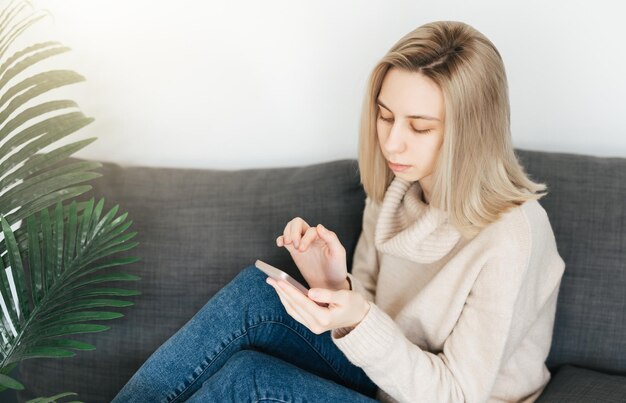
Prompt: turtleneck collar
<box><xmin>374</xmin><ymin>176</ymin><xmax>462</xmax><ymax>264</ymax></box>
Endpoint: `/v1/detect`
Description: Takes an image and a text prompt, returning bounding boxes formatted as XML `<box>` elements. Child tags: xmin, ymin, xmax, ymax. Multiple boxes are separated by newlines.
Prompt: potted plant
<box><xmin>0</xmin><ymin>1</ymin><xmax>140</xmax><ymax>401</ymax></box>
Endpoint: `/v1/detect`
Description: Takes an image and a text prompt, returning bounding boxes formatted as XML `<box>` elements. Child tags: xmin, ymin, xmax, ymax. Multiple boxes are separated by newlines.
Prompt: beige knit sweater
<box><xmin>331</xmin><ymin>176</ymin><xmax>566</xmax><ymax>403</ymax></box>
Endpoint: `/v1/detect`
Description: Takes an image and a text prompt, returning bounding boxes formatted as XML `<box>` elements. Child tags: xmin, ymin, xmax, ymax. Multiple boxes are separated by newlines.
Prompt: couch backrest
<box><xmin>17</xmin><ymin>157</ymin><xmax>367</xmax><ymax>402</ymax></box>
<box><xmin>16</xmin><ymin>148</ymin><xmax>626</xmax><ymax>402</ymax></box>
<box><xmin>516</xmin><ymin>149</ymin><xmax>626</xmax><ymax>375</ymax></box>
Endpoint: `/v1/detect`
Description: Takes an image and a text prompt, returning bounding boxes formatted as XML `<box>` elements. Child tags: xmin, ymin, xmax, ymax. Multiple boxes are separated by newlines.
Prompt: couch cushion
<box><xmin>17</xmin><ymin>157</ymin><xmax>366</xmax><ymax>402</ymax></box>
<box><xmin>15</xmin><ymin>148</ymin><xmax>626</xmax><ymax>401</ymax></box>
<box><xmin>516</xmin><ymin>149</ymin><xmax>626</xmax><ymax>375</ymax></box>
<box><xmin>536</xmin><ymin>365</ymin><xmax>626</xmax><ymax>402</ymax></box>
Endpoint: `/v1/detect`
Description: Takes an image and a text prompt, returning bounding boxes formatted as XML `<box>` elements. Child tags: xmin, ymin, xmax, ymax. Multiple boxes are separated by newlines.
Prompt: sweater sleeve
<box><xmin>331</xmin><ymin>250</ymin><xmax>529</xmax><ymax>403</ymax></box>
<box><xmin>346</xmin><ymin>196</ymin><xmax>380</xmax><ymax>302</ymax></box>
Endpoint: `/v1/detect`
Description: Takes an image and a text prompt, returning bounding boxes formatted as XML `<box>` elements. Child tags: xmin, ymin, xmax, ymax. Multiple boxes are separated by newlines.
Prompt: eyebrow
<box><xmin>376</xmin><ymin>98</ymin><xmax>441</xmax><ymax>121</ymax></box>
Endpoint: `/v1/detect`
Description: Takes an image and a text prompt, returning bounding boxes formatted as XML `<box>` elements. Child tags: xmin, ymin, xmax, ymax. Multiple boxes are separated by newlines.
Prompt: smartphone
<box><xmin>255</xmin><ymin>259</ymin><xmax>329</xmax><ymax>307</ymax></box>
<box><xmin>255</xmin><ymin>259</ymin><xmax>309</xmax><ymax>295</ymax></box>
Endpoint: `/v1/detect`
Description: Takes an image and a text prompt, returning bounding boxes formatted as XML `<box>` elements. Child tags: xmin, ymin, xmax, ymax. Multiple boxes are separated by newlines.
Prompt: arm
<box><xmin>332</xmin><ymin>251</ymin><xmax>528</xmax><ymax>403</ymax></box>
<box><xmin>346</xmin><ymin>196</ymin><xmax>380</xmax><ymax>301</ymax></box>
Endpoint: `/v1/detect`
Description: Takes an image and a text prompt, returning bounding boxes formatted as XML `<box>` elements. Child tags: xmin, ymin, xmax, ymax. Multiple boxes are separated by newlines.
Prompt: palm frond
<box><xmin>0</xmin><ymin>1</ymin><xmax>142</xmax><ymax>398</ymax></box>
<box><xmin>0</xmin><ymin>1</ymin><xmax>48</xmax><ymax>62</ymax></box>
<box><xmin>0</xmin><ymin>0</ymin><xmax>101</xmax><ymax>234</ymax></box>
<box><xmin>0</xmin><ymin>198</ymin><xmax>140</xmax><ymax>389</ymax></box>
<box><xmin>25</xmin><ymin>391</ymin><xmax>80</xmax><ymax>403</ymax></box>
<box><xmin>0</xmin><ymin>362</ymin><xmax>22</xmax><ymax>391</ymax></box>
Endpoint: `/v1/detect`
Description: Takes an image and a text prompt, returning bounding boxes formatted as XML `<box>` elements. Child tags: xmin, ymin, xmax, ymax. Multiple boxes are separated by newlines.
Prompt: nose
<box><xmin>383</xmin><ymin>123</ymin><xmax>407</xmax><ymax>155</ymax></box>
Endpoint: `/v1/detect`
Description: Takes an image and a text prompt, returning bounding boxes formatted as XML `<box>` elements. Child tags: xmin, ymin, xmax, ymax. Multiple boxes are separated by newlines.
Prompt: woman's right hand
<box><xmin>276</xmin><ymin>217</ymin><xmax>349</xmax><ymax>291</ymax></box>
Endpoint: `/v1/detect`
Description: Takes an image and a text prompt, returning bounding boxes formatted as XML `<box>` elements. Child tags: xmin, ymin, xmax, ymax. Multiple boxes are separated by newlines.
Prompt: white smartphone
<box><xmin>255</xmin><ymin>259</ymin><xmax>309</xmax><ymax>295</ymax></box>
<box><xmin>255</xmin><ymin>259</ymin><xmax>329</xmax><ymax>308</ymax></box>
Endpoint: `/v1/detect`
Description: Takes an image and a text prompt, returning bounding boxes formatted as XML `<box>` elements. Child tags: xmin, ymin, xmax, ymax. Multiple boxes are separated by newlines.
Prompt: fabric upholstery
<box><xmin>13</xmin><ymin>148</ymin><xmax>626</xmax><ymax>402</ymax></box>
<box><xmin>536</xmin><ymin>365</ymin><xmax>626</xmax><ymax>402</ymax></box>
<box><xmin>516</xmin><ymin>150</ymin><xmax>626</xmax><ymax>374</ymax></box>
<box><xmin>16</xmin><ymin>157</ymin><xmax>366</xmax><ymax>402</ymax></box>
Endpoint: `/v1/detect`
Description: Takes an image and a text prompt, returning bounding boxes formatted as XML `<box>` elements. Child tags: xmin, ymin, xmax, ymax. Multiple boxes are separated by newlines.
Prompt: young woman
<box><xmin>113</xmin><ymin>20</ymin><xmax>565</xmax><ymax>402</ymax></box>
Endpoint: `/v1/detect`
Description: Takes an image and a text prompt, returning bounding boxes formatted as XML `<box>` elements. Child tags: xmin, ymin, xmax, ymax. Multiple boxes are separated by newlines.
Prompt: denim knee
<box><xmin>222</xmin><ymin>349</ymin><xmax>267</xmax><ymax>375</ymax></box>
<box><xmin>233</xmin><ymin>264</ymin><xmax>268</xmax><ymax>287</ymax></box>
<box><xmin>228</xmin><ymin>264</ymin><xmax>286</xmax><ymax>318</ymax></box>
<box><xmin>234</xmin><ymin>264</ymin><xmax>275</xmax><ymax>294</ymax></box>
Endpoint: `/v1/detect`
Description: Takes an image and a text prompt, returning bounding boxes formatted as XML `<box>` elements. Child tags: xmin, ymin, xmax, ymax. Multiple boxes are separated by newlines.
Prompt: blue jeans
<box><xmin>112</xmin><ymin>264</ymin><xmax>379</xmax><ymax>402</ymax></box>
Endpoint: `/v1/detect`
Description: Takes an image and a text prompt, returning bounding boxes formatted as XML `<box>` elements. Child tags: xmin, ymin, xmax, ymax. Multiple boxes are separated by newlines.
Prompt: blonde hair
<box><xmin>358</xmin><ymin>20</ymin><xmax>548</xmax><ymax>239</ymax></box>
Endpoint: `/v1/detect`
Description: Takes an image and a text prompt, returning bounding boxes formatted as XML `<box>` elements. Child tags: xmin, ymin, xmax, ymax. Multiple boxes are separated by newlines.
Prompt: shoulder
<box><xmin>476</xmin><ymin>199</ymin><xmax>558</xmax><ymax>266</ymax></box>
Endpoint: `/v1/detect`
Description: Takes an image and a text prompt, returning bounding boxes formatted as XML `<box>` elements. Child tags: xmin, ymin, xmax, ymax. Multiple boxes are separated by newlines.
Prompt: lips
<box><xmin>388</xmin><ymin>161</ymin><xmax>411</xmax><ymax>171</ymax></box>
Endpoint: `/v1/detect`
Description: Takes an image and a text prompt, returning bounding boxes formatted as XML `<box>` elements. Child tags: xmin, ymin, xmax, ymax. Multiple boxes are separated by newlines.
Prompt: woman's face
<box><xmin>376</xmin><ymin>68</ymin><xmax>445</xmax><ymax>191</ymax></box>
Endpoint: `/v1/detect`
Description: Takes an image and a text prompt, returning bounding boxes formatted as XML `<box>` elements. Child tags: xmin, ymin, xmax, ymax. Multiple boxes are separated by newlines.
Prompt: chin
<box><xmin>393</xmin><ymin>171</ymin><xmax>420</xmax><ymax>181</ymax></box>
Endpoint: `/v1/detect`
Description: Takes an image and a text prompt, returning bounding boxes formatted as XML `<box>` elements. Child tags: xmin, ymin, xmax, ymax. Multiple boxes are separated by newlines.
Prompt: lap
<box><xmin>229</xmin><ymin>264</ymin><xmax>377</xmax><ymax>395</ymax></box>
<box><xmin>112</xmin><ymin>264</ymin><xmax>379</xmax><ymax>402</ymax></box>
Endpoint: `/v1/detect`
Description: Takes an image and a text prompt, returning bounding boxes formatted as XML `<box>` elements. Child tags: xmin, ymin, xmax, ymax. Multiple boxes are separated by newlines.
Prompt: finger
<box><xmin>283</xmin><ymin>221</ymin><xmax>293</xmax><ymax>245</ymax></box>
<box><xmin>276</xmin><ymin>235</ymin><xmax>295</xmax><ymax>249</ymax></box>
<box><xmin>298</xmin><ymin>227</ymin><xmax>319</xmax><ymax>252</ymax></box>
<box><xmin>276</xmin><ymin>283</ymin><xmax>327</xmax><ymax>333</ymax></box>
<box><xmin>267</xmin><ymin>278</ymin><xmax>303</xmax><ymax>318</ymax></box>
<box><xmin>279</xmin><ymin>235</ymin><xmax>298</xmax><ymax>254</ymax></box>
<box><xmin>316</xmin><ymin>224</ymin><xmax>345</xmax><ymax>257</ymax></box>
<box><xmin>308</xmin><ymin>287</ymin><xmax>347</xmax><ymax>306</ymax></box>
<box><xmin>271</xmin><ymin>281</ymin><xmax>312</xmax><ymax>328</ymax></box>
<box><xmin>275</xmin><ymin>284</ymin><xmax>310</xmax><ymax>322</ymax></box>
<box><xmin>308</xmin><ymin>288</ymin><xmax>360</xmax><ymax>328</ymax></box>
<box><xmin>276</xmin><ymin>280</ymin><xmax>330</xmax><ymax>332</ymax></box>
<box><xmin>290</xmin><ymin>217</ymin><xmax>310</xmax><ymax>249</ymax></box>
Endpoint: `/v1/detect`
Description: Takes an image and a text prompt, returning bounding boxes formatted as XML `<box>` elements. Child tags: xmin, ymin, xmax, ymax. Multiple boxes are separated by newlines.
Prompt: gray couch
<box><xmin>6</xmin><ymin>148</ymin><xmax>626</xmax><ymax>402</ymax></box>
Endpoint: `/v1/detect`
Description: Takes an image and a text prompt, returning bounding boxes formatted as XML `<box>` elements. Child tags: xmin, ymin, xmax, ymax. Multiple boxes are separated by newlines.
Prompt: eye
<box><xmin>378</xmin><ymin>115</ymin><xmax>433</xmax><ymax>134</ymax></box>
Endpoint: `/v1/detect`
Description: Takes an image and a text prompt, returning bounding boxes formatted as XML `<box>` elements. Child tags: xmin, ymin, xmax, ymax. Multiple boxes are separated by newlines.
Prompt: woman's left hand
<box><xmin>266</xmin><ymin>277</ymin><xmax>370</xmax><ymax>335</ymax></box>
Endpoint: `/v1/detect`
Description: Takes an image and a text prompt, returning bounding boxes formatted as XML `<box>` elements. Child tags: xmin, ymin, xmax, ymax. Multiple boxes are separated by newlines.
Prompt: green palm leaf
<box><xmin>26</xmin><ymin>391</ymin><xmax>79</xmax><ymax>403</ymax></box>
<box><xmin>0</xmin><ymin>1</ymin><xmax>142</xmax><ymax>399</ymax></box>
<box><xmin>0</xmin><ymin>373</ymin><xmax>23</xmax><ymax>391</ymax></box>
<box><xmin>0</xmin><ymin>1</ymin><xmax>48</xmax><ymax>62</ymax></box>
<box><xmin>0</xmin><ymin>1</ymin><xmax>102</xmax><ymax>238</ymax></box>
<box><xmin>0</xmin><ymin>199</ymin><xmax>141</xmax><ymax>372</ymax></box>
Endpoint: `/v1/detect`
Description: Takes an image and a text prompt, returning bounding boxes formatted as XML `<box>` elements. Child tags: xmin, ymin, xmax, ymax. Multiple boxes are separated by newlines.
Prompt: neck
<box><xmin>374</xmin><ymin>176</ymin><xmax>461</xmax><ymax>264</ymax></box>
<box><xmin>418</xmin><ymin>177</ymin><xmax>432</xmax><ymax>205</ymax></box>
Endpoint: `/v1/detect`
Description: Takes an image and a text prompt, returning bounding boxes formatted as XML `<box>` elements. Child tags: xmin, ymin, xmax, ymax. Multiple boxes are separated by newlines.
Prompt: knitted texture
<box><xmin>374</xmin><ymin>176</ymin><xmax>462</xmax><ymax>263</ymax></box>
<box><xmin>332</xmin><ymin>178</ymin><xmax>566</xmax><ymax>403</ymax></box>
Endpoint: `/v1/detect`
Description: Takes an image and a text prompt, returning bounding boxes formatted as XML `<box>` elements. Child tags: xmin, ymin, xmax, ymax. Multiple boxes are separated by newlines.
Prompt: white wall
<box><xmin>17</xmin><ymin>0</ymin><xmax>626</xmax><ymax>169</ymax></box>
